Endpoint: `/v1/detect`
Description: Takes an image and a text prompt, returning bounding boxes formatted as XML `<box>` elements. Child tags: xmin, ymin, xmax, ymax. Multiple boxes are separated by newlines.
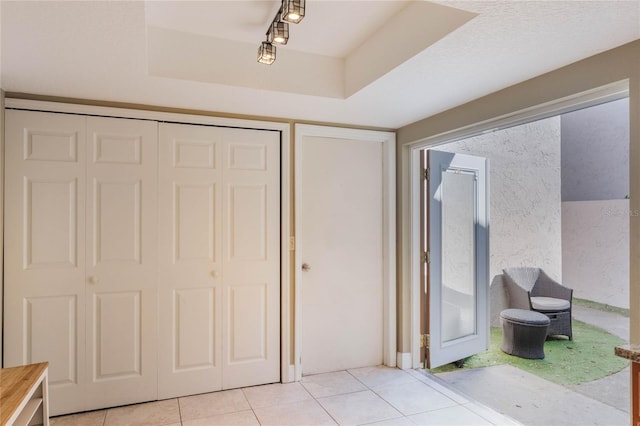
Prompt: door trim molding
<box><xmin>293</xmin><ymin>124</ymin><xmax>396</xmax><ymax>380</ymax></box>
<box><xmin>401</xmin><ymin>79</ymin><xmax>629</xmax><ymax>368</ymax></box>
<box><xmin>3</xmin><ymin>98</ymin><xmax>295</xmax><ymax>384</ymax></box>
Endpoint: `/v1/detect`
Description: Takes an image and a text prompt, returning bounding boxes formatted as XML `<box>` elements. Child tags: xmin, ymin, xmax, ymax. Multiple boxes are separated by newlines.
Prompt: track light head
<box><xmin>282</xmin><ymin>0</ymin><xmax>305</xmax><ymax>23</ymax></box>
<box><xmin>257</xmin><ymin>41</ymin><xmax>276</xmax><ymax>65</ymax></box>
<box><xmin>268</xmin><ymin>19</ymin><xmax>289</xmax><ymax>45</ymax></box>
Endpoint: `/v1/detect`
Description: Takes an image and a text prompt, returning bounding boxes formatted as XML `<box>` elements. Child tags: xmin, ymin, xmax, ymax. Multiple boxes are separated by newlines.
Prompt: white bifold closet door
<box><xmin>157</xmin><ymin>122</ymin><xmax>281</xmax><ymax>399</ymax></box>
<box><xmin>4</xmin><ymin>110</ymin><xmax>158</xmax><ymax>415</ymax></box>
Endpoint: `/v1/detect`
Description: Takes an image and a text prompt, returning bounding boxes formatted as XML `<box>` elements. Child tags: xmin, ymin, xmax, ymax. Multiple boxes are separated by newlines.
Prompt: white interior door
<box><xmin>423</xmin><ymin>150</ymin><xmax>489</xmax><ymax>369</ymax></box>
<box><xmin>158</xmin><ymin>123</ymin><xmax>281</xmax><ymax>395</ymax></box>
<box><xmin>297</xmin><ymin>129</ymin><xmax>387</xmax><ymax>375</ymax></box>
<box><xmin>84</xmin><ymin>116</ymin><xmax>158</xmax><ymax>409</ymax></box>
<box><xmin>4</xmin><ymin>111</ymin><xmax>159</xmax><ymax>415</ymax></box>
<box><xmin>220</xmin><ymin>126</ymin><xmax>280</xmax><ymax>389</ymax></box>
<box><xmin>5</xmin><ymin>109</ymin><xmax>282</xmax><ymax>414</ymax></box>
<box><xmin>4</xmin><ymin>110</ymin><xmax>88</xmax><ymax>414</ymax></box>
<box><xmin>158</xmin><ymin>122</ymin><xmax>223</xmax><ymax>399</ymax></box>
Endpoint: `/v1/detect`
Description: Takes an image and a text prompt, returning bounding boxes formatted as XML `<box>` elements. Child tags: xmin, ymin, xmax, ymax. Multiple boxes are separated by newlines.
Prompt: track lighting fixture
<box><xmin>257</xmin><ymin>41</ymin><xmax>276</xmax><ymax>65</ymax></box>
<box><xmin>257</xmin><ymin>0</ymin><xmax>306</xmax><ymax>64</ymax></box>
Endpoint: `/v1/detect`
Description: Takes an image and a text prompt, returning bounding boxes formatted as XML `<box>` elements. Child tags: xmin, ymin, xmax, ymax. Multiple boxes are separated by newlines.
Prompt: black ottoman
<box><xmin>500</xmin><ymin>309</ymin><xmax>550</xmax><ymax>359</ymax></box>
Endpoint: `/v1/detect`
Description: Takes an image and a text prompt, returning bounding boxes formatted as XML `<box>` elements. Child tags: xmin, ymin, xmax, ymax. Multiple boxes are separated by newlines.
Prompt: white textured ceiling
<box><xmin>145</xmin><ymin>1</ymin><xmax>411</xmax><ymax>58</ymax></box>
<box><xmin>2</xmin><ymin>1</ymin><xmax>639</xmax><ymax>129</ymax></box>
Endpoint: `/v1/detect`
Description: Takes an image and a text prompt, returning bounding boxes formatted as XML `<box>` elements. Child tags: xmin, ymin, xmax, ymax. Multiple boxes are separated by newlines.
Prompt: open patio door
<box><xmin>421</xmin><ymin>150</ymin><xmax>489</xmax><ymax>369</ymax></box>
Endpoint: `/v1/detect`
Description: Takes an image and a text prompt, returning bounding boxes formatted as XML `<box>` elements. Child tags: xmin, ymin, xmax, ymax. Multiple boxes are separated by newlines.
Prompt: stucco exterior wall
<box><xmin>561</xmin><ymin>98</ymin><xmax>630</xmax><ymax>202</ymax></box>
<box><xmin>562</xmin><ymin>200</ymin><xmax>630</xmax><ymax>309</ymax></box>
<box><xmin>440</xmin><ymin>117</ymin><xmax>562</xmax><ymax>282</ymax></box>
<box><xmin>560</xmin><ymin>98</ymin><xmax>629</xmax><ymax>309</ymax></box>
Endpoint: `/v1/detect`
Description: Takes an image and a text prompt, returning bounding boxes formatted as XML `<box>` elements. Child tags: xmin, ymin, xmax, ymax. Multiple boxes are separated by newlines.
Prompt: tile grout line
<box><xmin>360</xmin><ymin>369</ymin><xmax>422</xmax><ymax>423</ymax></box>
<box><xmin>241</xmin><ymin>385</ymin><xmax>263</xmax><ymax>425</ymax></box>
<box><xmin>176</xmin><ymin>397</ymin><xmax>183</xmax><ymax>426</ymax></box>
<box><xmin>302</xmin><ymin>379</ymin><xmax>343</xmax><ymax>426</ymax></box>
<box><xmin>364</xmin><ymin>367</ymin><xmax>489</xmax><ymax>423</ymax></box>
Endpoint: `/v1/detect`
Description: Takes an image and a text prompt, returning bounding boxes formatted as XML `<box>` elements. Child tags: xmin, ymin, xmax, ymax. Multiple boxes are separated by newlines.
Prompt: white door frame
<box><xmin>3</xmin><ymin>98</ymin><xmax>295</xmax><ymax>383</ymax></box>
<box><xmin>400</xmin><ymin>80</ymin><xmax>629</xmax><ymax>368</ymax></box>
<box><xmin>293</xmin><ymin>124</ymin><xmax>396</xmax><ymax>380</ymax></box>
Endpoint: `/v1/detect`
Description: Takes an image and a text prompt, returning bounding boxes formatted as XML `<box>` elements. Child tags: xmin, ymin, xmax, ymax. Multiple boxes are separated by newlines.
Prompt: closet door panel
<box><xmin>174</xmin><ymin>287</ymin><xmax>216</xmax><ymax>369</ymax></box>
<box><xmin>92</xmin><ymin>180</ymin><xmax>142</xmax><ymax>263</ymax></box>
<box><xmin>26</xmin><ymin>178</ymin><xmax>78</xmax><ymax>268</ymax></box>
<box><xmin>93</xmin><ymin>291</ymin><xmax>142</xmax><ymax>379</ymax></box>
<box><xmin>158</xmin><ymin>123</ymin><xmax>223</xmax><ymax>399</ymax></box>
<box><xmin>221</xmin><ymin>128</ymin><xmax>280</xmax><ymax>389</ymax></box>
<box><xmin>174</xmin><ymin>183</ymin><xmax>216</xmax><ymax>262</ymax></box>
<box><xmin>25</xmin><ymin>295</ymin><xmax>78</xmax><ymax>385</ymax></box>
<box><xmin>4</xmin><ymin>110</ymin><xmax>87</xmax><ymax>415</ymax></box>
<box><xmin>84</xmin><ymin>116</ymin><xmax>158</xmax><ymax>409</ymax></box>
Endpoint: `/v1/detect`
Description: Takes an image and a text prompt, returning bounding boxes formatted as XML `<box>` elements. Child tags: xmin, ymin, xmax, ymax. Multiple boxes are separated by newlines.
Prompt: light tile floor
<box><xmin>50</xmin><ymin>366</ymin><xmax>520</xmax><ymax>426</ymax></box>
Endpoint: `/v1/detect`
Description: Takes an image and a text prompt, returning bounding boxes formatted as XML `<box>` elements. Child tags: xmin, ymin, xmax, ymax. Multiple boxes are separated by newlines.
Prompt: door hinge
<box><xmin>289</xmin><ymin>236</ymin><xmax>295</xmax><ymax>251</ymax></box>
<box><xmin>424</xmin><ymin>168</ymin><xmax>430</xmax><ymax>180</ymax></box>
<box><xmin>422</xmin><ymin>251</ymin><xmax>430</xmax><ymax>264</ymax></box>
<box><xmin>420</xmin><ymin>334</ymin><xmax>430</xmax><ymax>349</ymax></box>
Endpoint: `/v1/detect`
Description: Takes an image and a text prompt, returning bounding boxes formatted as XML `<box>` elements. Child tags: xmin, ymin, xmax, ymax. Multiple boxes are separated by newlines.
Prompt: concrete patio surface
<box><xmin>433</xmin><ymin>304</ymin><xmax>631</xmax><ymax>426</ymax></box>
<box><xmin>570</xmin><ymin>304</ymin><xmax>630</xmax><ymax>414</ymax></box>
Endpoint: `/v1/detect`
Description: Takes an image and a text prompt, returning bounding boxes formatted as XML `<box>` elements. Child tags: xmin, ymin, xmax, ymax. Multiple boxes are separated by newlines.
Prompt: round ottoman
<box><xmin>500</xmin><ymin>309</ymin><xmax>550</xmax><ymax>359</ymax></box>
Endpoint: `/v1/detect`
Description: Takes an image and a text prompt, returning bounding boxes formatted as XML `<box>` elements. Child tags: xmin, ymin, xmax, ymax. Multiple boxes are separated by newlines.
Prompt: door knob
<box><xmin>88</xmin><ymin>276</ymin><xmax>99</xmax><ymax>285</ymax></box>
<box><xmin>211</xmin><ymin>270</ymin><xmax>218</xmax><ymax>278</ymax></box>
<box><xmin>301</xmin><ymin>263</ymin><xmax>311</xmax><ymax>271</ymax></box>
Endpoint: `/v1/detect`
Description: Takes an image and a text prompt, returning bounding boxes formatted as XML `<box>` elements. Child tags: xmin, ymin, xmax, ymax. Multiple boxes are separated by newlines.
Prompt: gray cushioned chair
<box><xmin>502</xmin><ymin>267</ymin><xmax>573</xmax><ymax>340</ymax></box>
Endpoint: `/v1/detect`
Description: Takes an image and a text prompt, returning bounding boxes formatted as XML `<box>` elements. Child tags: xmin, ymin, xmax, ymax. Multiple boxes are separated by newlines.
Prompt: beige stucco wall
<box><xmin>562</xmin><ymin>200</ymin><xmax>630</xmax><ymax>309</ymax></box>
<box><xmin>441</xmin><ymin>116</ymin><xmax>562</xmax><ymax>282</ymax></box>
<box><xmin>561</xmin><ymin>98</ymin><xmax>629</xmax><ymax>201</ymax></box>
<box><xmin>396</xmin><ymin>40</ymin><xmax>640</xmax><ymax>353</ymax></box>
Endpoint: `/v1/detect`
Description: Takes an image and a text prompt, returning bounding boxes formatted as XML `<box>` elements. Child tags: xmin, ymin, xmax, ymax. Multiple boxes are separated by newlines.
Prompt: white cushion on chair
<box><xmin>530</xmin><ymin>296</ymin><xmax>570</xmax><ymax>311</ymax></box>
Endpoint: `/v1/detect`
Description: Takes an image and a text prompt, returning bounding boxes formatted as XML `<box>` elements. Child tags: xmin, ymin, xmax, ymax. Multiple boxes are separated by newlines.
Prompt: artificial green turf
<box><xmin>428</xmin><ymin>320</ymin><xmax>628</xmax><ymax>386</ymax></box>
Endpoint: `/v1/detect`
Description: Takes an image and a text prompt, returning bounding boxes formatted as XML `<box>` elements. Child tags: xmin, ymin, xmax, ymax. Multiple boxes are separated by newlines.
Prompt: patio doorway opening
<box><xmin>408</xmin><ymin>82</ymin><xmax>631</xmax><ymax>425</ymax></box>
<box><xmin>433</xmin><ymin>96</ymin><xmax>630</xmax><ymax>323</ymax></box>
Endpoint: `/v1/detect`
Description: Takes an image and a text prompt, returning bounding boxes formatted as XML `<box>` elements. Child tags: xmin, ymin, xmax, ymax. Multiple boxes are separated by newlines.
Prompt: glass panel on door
<box><xmin>441</xmin><ymin>169</ymin><xmax>477</xmax><ymax>343</ymax></box>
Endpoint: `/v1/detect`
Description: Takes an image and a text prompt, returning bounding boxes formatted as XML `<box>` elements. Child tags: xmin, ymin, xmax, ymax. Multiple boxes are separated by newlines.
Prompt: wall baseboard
<box><xmin>396</xmin><ymin>352</ymin><xmax>412</xmax><ymax>369</ymax></box>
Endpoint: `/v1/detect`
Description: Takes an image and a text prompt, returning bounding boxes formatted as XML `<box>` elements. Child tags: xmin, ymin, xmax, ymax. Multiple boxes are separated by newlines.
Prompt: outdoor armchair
<box><xmin>502</xmin><ymin>267</ymin><xmax>573</xmax><ymax>339</ymax></box>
